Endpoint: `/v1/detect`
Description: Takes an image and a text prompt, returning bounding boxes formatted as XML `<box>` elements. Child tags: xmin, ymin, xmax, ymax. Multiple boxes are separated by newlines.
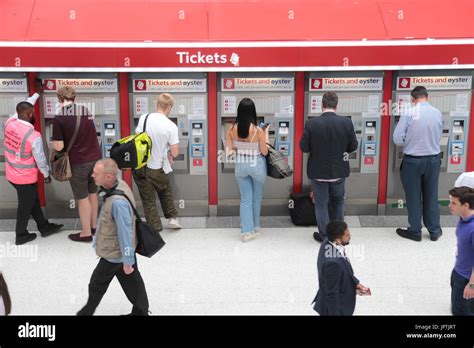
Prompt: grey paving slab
<box><xmin>0</xmin><ymin>219</ymin><xmax>79</xmax><ymax>232</ymax></box>
<box><xmin>259</xmin><ymin>216</ymin><xmax>294</xmax><ymax>228</ymax></box>
<box><xmin>0</xmin><ymin>213</ymin><xmax>459</xmax><ymax>232</ymax></box>
<box><xmin>358</xmin><ymin>216</ymin><xmax>387</xmax><ymax>228</ymax></box>
<box><xmin>206</xmin><ymin>217</ymin><xmax>232</xmax><ymax>229</ymax></box>
<box><xmin>344</xmin><ymin>216</ymin><xmax>361</xmax><ymax>227</ymax></box>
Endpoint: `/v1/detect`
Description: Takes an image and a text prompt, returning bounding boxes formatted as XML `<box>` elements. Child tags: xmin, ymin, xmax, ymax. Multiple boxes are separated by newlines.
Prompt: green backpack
<box><xmin>110</xmin><ymin>114</ymin><xmax>152</xmax><ymax>169</ymax></box>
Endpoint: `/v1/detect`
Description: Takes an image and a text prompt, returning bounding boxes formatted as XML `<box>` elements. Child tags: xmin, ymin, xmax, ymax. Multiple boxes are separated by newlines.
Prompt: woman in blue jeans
<box><xmin>226</xmin><ymin>98</ymin><xmax>270</xmax><ymax>242</ymax></box>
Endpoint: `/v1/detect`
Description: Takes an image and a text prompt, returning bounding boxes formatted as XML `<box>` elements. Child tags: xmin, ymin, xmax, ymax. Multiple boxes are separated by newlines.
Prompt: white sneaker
<box><xmin>242</xmin><ymin>232</ymin><xmax>254</xmax><ymax>243</ymax></box>
<box><xmin>242</xmin><ymin>231</ymin><xmax>259</xmax><ymax>243</ymax></box>
<box><xmin>168</xmin><ymin>218</ymin><xmax>182</xmax><ymax>229</ymax></box>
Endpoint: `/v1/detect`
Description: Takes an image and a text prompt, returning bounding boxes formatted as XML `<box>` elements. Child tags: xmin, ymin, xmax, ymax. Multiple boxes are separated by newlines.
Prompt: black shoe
<box><xmin>396</xmin><ymin>228</ymin><xmax>421</xmax><ymax>242</ymax></box>
<box><xmin>15</xmin><ymin>233</ymin><xmax>37</xmax><ymax>245</ymax></box>
<box><xmin>77</xmin><ymin>306</ymin><xmax>94</xmax><ymax>316</ymax></box>
<box><xmin>430</xmin><ymin>230</ymin><xmax>443</xmax><ymax>241</ymax></box>
<box><xmin>40</xmin><ymin>223</ymin><xmax>64</xmax><ymax>237</ymax></box>
<box><xmin>68</xmin><ymin>232</ymin><xmax>93</xmax><ymax>243</ymax></box>
<box><xmin>313</xmin><ymin>232</ymin><xmax>324</xmax><ymax>243</ymax></box>
<box><xmin>122</xmin><ymin>308</ymin><xmax>149</xmax><ymax>316</ymax></box>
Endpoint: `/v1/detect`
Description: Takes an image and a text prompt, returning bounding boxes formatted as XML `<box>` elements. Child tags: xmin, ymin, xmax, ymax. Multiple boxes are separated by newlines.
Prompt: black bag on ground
<box><xmin>108</xmin><ymin>190</ymin><xmax>165</xmax><ymax>258</ymax></box>
<box><xmin>289</xmin><ymin>192</ymin><xmax>317</xmax><ymax>226</ymax></box>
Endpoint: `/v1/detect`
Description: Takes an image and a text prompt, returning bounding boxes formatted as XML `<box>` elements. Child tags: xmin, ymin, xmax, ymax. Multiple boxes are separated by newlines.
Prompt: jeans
<box><xmin>310</xmin><ymin>178</ymin><xmax>345</xmax><ymax>238</ymax></box>
<box><xmin>400</xmin><ymin>154</ymin><xmax>441</xmax><ymax>236</ymax></box>
<box><xmin>9</xmin><ymin>181</ymin><xmax>49</xmax><ymax>239</ymax></box>
<box><xmin>451</xmin><ymin>269</ymin><xmax>474</xmax><ymax>316</ymax></box>
<box><xmin>235</xmin><ymin>155</ymin><xmax>267</xmax><ymax>233</ymax></box>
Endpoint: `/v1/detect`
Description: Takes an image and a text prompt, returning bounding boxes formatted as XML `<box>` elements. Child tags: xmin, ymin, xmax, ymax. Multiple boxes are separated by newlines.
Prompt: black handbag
<box><xmin>265</xmin><ymin>143</ymin><xmax>293</xmax><ymax>179</ymax></box>
<box><xmin>107</xmin><ymin>190</ymin><xmax>166</xmax><ymax>258</ymax></box>
<box><xmin>289</xmin><ymin>192</ymin><xmax>317</xmax><ymax>226</ymax></box>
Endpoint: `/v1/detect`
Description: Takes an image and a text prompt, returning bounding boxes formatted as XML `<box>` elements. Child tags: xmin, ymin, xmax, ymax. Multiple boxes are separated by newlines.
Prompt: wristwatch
<box><xmin>470</xmin><ymin>283</ymin><xmax>474</xmax><ymax>289</ymax></box>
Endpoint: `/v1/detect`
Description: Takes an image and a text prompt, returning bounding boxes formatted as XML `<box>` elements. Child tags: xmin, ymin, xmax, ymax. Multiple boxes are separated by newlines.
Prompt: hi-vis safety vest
<box><xmin>4</xmin><ymin>117</ymin><xmax>40</xmax><ymax>184</ymax></box>
<box><xmin>110</xmin><ymin>114</ymin><xmax>152</xmax><ymax>170</ymax></box>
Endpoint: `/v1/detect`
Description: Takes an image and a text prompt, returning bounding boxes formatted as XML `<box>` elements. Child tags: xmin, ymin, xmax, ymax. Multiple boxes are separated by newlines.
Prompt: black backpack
<box><xmin>106</xmin><ymin>189</ymin><xmax>165</xmax><ymax>258</ymax></box>
<box><xmin>289</xmin><ymin>192</ymin><xmax>317</xmax><ymax>226</ymax></box>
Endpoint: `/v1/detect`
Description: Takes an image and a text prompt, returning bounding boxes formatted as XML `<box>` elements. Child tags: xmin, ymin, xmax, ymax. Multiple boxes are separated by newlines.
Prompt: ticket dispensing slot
<box><xmin>393</xmin><ymin>116</ymin><xmax>404</xmax><ymax>171</ymax></box>
<box><xmin>168</xmin><ymin>117</ymin><xmax>188</xmax><ymax>174</ymax></box>
<box><xmin>174</xmin><ymin>140</ymin><xmax>189</xmax><ymax>173</ymax></box>
<box><xmin>439</xmin><ymin>137</ymin><xmax>448</xmax><ymax>171</ymax></box>
<box><xmin>222</xmin><ymin>120</ymin><xmax>235</xmax><ymax>173</ymax></box>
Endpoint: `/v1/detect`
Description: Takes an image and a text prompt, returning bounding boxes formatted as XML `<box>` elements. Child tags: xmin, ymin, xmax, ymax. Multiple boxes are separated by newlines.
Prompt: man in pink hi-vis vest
<box><xmin>4</xmin><ymin>79</ymin><xmax>63</xmax><ymax>245</ymax></box>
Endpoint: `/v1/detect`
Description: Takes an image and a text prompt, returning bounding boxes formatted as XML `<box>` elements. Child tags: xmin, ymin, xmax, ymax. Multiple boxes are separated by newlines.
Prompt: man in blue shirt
<box><xmin>77</xmin><ymin>159</ymin><xmax>149</xmax><ymax>315</ymax></box>
<box><xmin>393</xmin><ymin>86</ymin><xmax>443</xmax><ymax>242</ymax></box>
<box><xmin>447</xmin><ymin>186</ymin><xmax>474</xmax><ymax>316</ymax></box>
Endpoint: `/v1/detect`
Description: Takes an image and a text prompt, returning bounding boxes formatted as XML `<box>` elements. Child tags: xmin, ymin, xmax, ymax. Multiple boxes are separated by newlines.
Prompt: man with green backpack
<box><xmin>132</xmin><ymin>93</ymin><xmax>181</xmax><ymax>232</ymax></box>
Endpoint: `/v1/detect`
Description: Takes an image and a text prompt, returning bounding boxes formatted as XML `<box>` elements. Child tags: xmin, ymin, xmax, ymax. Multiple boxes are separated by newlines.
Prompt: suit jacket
<box><xmin>300</xmin><ymin>112</ymin><xmax>358</xmax><ymax>180</ymax></box>
<box><xmin>312</xmin><ymin>240</ymin><xmax>360</xmax><ymax>316</ymax></box>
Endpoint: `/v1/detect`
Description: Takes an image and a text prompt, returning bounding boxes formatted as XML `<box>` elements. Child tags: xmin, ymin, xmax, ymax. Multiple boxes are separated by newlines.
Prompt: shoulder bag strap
<box><xmin>143</xmin><ymin>114</ymin><xmax>150</xmax><ymax>133</ymax></box>
<box><xmin>66</xmin><ymin>115</ymin><xmax>81</xmax><ymax>154</ymax></box>
<box><xmin>107</xmin><ymin>190</ymin><xmax>141</xmax><ymax>221</ymax></box>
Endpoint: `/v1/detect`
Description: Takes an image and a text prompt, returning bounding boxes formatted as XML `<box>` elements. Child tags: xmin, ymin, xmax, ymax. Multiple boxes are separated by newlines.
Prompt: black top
<box><xmin>52</xmin><ymin>104</ymin><xmax>102</xmax><ymax>165</ymax></box>
<box><xmin>300</xmin><ymin>112</ymin><xmax>358</xmax><ymax>180</ymax></box>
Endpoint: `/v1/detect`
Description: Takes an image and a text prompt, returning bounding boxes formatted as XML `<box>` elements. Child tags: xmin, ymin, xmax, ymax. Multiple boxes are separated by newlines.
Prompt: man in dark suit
<box><xmin>300</xmin><ymin>92</ymin><xmax>358</xmax><ymax>242</ymax></box>
<box><xmin>312</xmin><ymin>220</ymin><xmax>370</xmax><ymax>316</ymax></box>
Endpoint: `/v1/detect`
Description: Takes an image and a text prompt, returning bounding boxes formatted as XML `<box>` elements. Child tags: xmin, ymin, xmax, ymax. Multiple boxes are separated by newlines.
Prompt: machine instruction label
<box><xmin>222</xmin><ymin>77</ymin><xmax>294</xmax><ymax>91</ymax></box>
<box><xmin>0</xmin><ymin>78</ymin><xmax>28</xmax><ymax>93</ymax></box>
<box><xmin>133</xmin><ymin>79</ymin><xmax>207</xmax><ymax>93</ymax></box>
<box><xmin>309</xmin><ymin>77</ymin><xmax>383</xmax><ymax>91</ymax></box>
<box><xmin>43</xmin><ymin>79</ymin><xmax>118</xmax><ymax>92</ymax></box>
<box><xmin>397</xmin><ymin>76</ymin><xmax>472</xmax><ymax>90</ymax></box>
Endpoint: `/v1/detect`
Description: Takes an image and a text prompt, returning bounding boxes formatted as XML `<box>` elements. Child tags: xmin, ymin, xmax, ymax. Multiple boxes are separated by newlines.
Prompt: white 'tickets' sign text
<box><xmin>176</xmin><ymin>51</ymin><xmax>240</xmax><ymax>66</ymax></box>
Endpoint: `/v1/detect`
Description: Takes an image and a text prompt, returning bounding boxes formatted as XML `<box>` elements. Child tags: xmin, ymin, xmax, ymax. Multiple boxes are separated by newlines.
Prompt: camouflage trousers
<box><xmin>132</xmin><ymin>167</ymin><xmax>177</xmax><ymax>231</ymax></box>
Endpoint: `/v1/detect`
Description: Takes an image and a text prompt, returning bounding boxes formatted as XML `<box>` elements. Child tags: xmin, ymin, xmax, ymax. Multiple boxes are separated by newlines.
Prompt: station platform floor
<box><xmin>0</xmin><ymin>215</ymin><xmax>459</xmax><ymax>315</ymax></box>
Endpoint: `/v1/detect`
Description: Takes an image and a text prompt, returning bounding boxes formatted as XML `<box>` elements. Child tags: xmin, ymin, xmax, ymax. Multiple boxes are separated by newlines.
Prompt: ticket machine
<box><xmin>303</xmin><ymin>72</ymin><xmax>384</xmax><ymax>215</ymax></box>
<box><xmin>38</xmin><ymin>73</ymin><xmax>121</xmax><ymax>217</ymax></box>
<box><xmin>217</xmin><ymin>73</ymin><xmax>295</xmax><ymax>215</ymax></box>
<box><xmin>386</xmin><ymin>70</ymin><xmax>473</xmax><ymax>214</ymax></box>
<box><xmin>129</xmin><ymin>73</ymin><xmax>209</xmax><ymax>216</ymax></box>
<box><xmin>0</xmin><ymin>73</ymin><xmax>29</xmax><ymax>218</ymax></box>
